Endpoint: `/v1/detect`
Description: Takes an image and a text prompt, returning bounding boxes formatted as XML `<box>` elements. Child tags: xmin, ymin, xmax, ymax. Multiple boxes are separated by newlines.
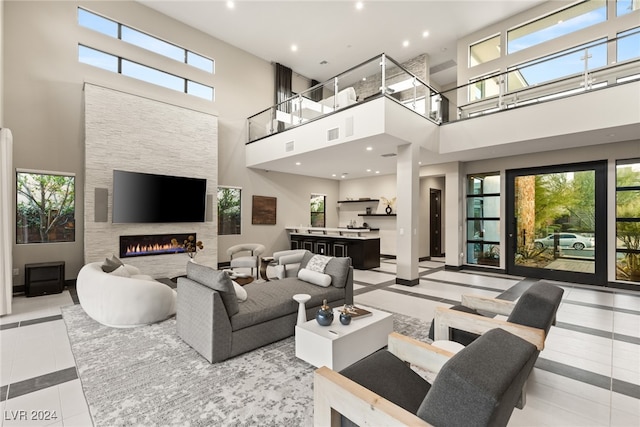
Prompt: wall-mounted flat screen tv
<box><xmin>112</xmin><ymin>170</ymin><xmax>207</xmax><ymax>223</ymax></box>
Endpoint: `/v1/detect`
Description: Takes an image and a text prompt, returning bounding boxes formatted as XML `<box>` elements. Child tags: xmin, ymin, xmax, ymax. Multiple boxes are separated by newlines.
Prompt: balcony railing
<box><xmin>443</xmin><ymin>32</ymin><xmax>640</xmax><ymax>121</ymax></box>
<box><xmin>247</xmin><ymin>54</ymin><xmax>440</xmax><ymax>142</ymax></box>
<box><xmin>247</xmin><ymin>30</ymin><xmax>640</xmax><ymax>143</ymax></box>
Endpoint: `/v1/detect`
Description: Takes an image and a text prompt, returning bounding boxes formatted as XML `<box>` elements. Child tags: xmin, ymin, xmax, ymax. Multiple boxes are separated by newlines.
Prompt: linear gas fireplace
<box><xmin>119</xmin><ymin>233</ymin><xmax>195</xmax><ymax>258</ymax></box>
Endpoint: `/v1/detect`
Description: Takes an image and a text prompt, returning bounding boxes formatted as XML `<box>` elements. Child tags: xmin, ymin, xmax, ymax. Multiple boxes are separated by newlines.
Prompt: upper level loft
<box><xmin>246</xmin><ymin>31</ymin><xmax>640</xmax><ymax>180</ymax></box>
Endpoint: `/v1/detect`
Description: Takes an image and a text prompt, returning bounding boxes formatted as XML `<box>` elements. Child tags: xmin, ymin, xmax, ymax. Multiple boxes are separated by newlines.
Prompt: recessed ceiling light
<box><xmin>362</xmin><ymin>77</ymin><xmax>367</xmax><ymax>81</ymax></box>
<box><xmin>422</xmin><ymin>31</ymin><xmax>429</xmax><ymax>38</ymax></box>
<box><xmin>402</xmin><ymin>40</ymin><xmax>410</xmax><ymax>48</ymax></box>
<box><xmin>332</xmin><ymin>174</ymin><xmax>337</xmax><ymax>177</ymax></box>
<box><xmin>291</xmin><ymin>44</ymin><xmax>298</xmax><ymax>52</ymax></box>
<box><xmin>355</xmin><ymin>2</ymin><xmax>364</xmax><ymax>10</ymax></box>
<box><xmin>375</xmin><ymin>171</ymin><xmax>380</xmax><ymax>174</ymax></box>
<box><xmin>366</xmin><ymin>146</ymin><xmax>372</xmax><ymax>151</ymax></box>
<box><xmin>341</xmin><ymin>175</ymin><xmax>346</xmax><ymax>179</ymax></box>
<box><xmin>366</xmin><ymin>169</ymin><xmax>371</xmax><ymax>172</ymax></box>
<box><xmin>295</xmin><ymin>162</ymin><xmax>301</xmax><ymax>166</ymax></box>
<box><xmin>226</xmin><ymin>1</ymin><xmax>235</xmax><ymax>9</ymax></box>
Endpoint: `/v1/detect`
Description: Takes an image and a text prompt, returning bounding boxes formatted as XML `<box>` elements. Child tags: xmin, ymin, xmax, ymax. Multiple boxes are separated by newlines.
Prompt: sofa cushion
<box><xmin>298</xmin><ymin>268</ymin><xmax>332</xmax><ymax>287</ymax></box>
<box><xmin>102</xmin><ymin>255</ymin><xmax>123</xmax><ymax>273</ymax></box>
<box><xmin>230</xmin><ymin>278</ymin><xmax>345</xmax><ymax>331</ymax></box>
<box><xmin>299</xmin><ymin>252</ymin><xmax>351</xmax><ymax>289</ymax></box>
<box><xmin>340</xmin><ymin>350</ymin><xmax>431</xmax><ymax>415</ymax></box>
<box><xmin>186</xmin><ymin>262</ymin><xmax>239</xmax><ymax>317</ymax></box>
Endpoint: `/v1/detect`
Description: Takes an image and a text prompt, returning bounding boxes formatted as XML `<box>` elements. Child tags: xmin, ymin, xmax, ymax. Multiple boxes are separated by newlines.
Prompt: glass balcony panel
<box><xmin>248</xmin><ymin>108</ymin><xmax>275</xmax><ymax>141</ymax></box>
<box><xmin>509</xmin><ymin>40</ymin><xmax>606</xmax><ymax>90</ymax></box>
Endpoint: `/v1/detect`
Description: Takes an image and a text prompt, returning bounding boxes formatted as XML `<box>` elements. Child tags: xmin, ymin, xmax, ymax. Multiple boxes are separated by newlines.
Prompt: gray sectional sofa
<box><xmin>176</xmin><ymin>251</ymin><xmax>354</xmax><ymax>363</ymax></box>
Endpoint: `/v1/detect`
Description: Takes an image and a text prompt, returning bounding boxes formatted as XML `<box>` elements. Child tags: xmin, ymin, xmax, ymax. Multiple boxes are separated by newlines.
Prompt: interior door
<box><xmin>430</xmin><ymin>189</ymin><xmax>442</xmax><ymax>257</ymax></box>
<box><xmin>506</xmin><ymin>161</ymin><xmax>607</xmax><ymax>285</ymax></box>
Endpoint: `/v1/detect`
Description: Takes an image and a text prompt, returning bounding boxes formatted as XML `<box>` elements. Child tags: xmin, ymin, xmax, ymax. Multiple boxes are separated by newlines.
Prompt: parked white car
<box><xmin>534</xmin><ymin>233</ymin><xmax>594</xmax><ymax>250</ymax></box>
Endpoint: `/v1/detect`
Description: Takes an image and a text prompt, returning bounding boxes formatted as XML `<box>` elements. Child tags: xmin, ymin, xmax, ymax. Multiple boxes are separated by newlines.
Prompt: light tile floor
<box><xmin>0</xmin><ymin>258</ymin><xmax>638</xmax><ymax>426</ymax></box>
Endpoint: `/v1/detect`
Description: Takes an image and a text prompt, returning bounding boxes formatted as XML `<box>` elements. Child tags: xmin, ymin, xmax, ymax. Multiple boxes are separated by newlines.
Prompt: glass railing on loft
<box><xmin>441</xmin><ymin>31</ymin><xmax>640</xmax><ymax>122</ymax></box>
<box><xmin>248</xmin><ymin>30</ymin><xmax>640</xmax><ymax>142</ymax></box>
<box><xmin>247</xmin><ymin>54</ymin><xmax>441</xmax><ymax>142</ymax></box>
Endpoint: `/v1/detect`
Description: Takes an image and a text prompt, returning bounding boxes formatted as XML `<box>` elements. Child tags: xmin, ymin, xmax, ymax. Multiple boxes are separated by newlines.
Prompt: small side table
<box><xmin>293</xmin><ymin>293</ymin><xmax>311</xmax><ymax>325</ymax></box>
<box><xmin>260</xmin><ymin>257</ymin><xmax>275</xmax><ymax>281</ymax></box>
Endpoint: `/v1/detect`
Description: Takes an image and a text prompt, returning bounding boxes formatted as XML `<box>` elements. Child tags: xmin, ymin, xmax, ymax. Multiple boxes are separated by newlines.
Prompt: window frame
<box><xmin>16</xmin><ymin>169</ymin><xmax>76</xmax><ymax>244</ymax></box>
<box><xmin>465</xmin><ymin>172</ymin><xmax>501</xmax><ymax>266</ymax></box>
<box><xmin>218</xmin><ymin>186</ymin><xmax>242</xmax><ymax>236</ymax></box>
<box><xmin>310</xmin><ymin>194</ymin><xmax>326</xmax><ymax>228</ymax></box>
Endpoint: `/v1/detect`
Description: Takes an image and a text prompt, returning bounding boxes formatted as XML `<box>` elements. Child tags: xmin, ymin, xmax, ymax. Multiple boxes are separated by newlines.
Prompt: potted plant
<box><xmin>171</xmin><ymin>235</ymin><xmax>204</xmax><ymax>260</ymax></box>
<box><xmin>616</xmin><ymin>220</ymin><xmax>640</xmax><ymax>282</ymax></box>
<box><xmin>478</xmin><ymin>245</ymin><xmax>500</xmax><ymax>266</ymax></box>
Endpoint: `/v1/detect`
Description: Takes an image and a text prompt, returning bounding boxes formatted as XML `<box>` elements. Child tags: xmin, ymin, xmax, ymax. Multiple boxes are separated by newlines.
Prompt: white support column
<box><xmin>444</xmin><ymin>162</ymin><xmax>464</xmax><ymax>269</ymax></box>
<box><xmin>396</xmin><ymin>143</ymin><xmax>420</xmax><ymax>285</ymax></box>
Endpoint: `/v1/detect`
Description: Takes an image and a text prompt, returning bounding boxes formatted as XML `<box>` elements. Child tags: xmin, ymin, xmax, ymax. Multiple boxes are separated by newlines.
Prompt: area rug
<box><xmin>62</xmin><ymin>304</ymin><xmax>432</xmax><ymax>426</ymax></box>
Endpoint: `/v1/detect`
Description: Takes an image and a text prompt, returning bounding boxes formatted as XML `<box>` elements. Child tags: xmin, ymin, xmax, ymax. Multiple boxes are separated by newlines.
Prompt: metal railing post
<box><xmin>380</xmin><ymin>53</ymin><xmax>386</xmax><ymax>95</ymax></box>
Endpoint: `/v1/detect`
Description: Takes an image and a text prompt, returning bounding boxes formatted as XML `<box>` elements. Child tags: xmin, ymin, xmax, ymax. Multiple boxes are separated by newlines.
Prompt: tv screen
<box><xmin>112</xmin><ymin>170</ymin><xmax>207</xmax><ymax>223</ymax></box>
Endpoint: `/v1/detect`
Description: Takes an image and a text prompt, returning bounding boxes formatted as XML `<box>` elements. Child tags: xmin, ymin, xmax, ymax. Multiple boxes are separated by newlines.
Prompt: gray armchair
<box><xmin>428</xmin><ymin>281</ymin><xmax>564</xmax><ymax>408</ymax></box>
<box><xmin>227</xmin><ymin>243</ymin><xmax>265</xmax><ymax>279</ymax></box>
<box><xmin>314</xmin><ymin>328</ymin><xmax>538</xmax><ymax>427</ymax></box>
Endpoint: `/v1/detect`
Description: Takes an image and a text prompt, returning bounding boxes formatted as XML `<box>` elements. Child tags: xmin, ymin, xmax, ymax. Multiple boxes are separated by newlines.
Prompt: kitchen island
<box><xmin>286</xmin><ymin>227</ymin><xmax>380</xmax><ymax>270</ymax></box>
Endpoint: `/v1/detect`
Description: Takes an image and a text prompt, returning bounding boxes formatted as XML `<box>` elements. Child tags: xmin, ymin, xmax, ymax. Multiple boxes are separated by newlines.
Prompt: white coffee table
<box><xmin>295</xmin><ymin>305</ymin><xmax>393</xmax><ymax>371</ymax></box>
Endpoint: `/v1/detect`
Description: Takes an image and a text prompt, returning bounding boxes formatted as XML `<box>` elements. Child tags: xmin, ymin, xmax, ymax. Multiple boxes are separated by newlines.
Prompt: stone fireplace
<box><xmin>119</xmin><ymin>233</ymin><xmax>196</xmax><ymax>258</ymax></box>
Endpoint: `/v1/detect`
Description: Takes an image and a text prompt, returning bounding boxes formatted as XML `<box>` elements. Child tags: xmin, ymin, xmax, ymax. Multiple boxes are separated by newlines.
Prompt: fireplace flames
<box><xmin>120</xmin><ymin>233</ymin><xmax>194</xmax><ymax>258</ymax></box>
<box><xmin>124</xmin><ymin>243</ymin><xmax>183</xmax><ymax>257</ymax></box>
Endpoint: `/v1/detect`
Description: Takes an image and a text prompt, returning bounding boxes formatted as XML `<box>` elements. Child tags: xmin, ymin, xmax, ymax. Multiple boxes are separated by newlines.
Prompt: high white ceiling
<box><xmin>138</xmin><ymin>0</ymin><xmax>546</xmax><ymax>88</ymax></box>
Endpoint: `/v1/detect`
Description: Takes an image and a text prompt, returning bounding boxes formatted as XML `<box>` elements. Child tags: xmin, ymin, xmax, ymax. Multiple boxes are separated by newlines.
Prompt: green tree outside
<box><xmin>16</xmin><ymin>172</ymin><xmax>75</xmax><ymax>243</ymax></box>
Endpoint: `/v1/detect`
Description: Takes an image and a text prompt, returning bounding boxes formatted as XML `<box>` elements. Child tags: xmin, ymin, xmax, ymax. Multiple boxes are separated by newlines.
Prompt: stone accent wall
<box><xmin>84</xmin><ymin>84</ymin><xmax>218</xmax><ymax>278</ymax></box>
<box><xmin>352</xmin><ymin>53</ymin><xmax>430</xmax><ymax>101</ymax></box>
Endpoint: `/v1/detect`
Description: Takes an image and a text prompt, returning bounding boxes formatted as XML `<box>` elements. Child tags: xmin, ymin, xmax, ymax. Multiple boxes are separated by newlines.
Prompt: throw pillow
<box><xmin>232</xmin><ymin>281</ymin><xmax>248</xmax><ymax>302</ymax></box>
<box><xmin>109</xmin><ymin>265</ymin><xmax>131</xmax><ymax>278</ymax></box>
<box><xmin>186</xmin><ymin>262</ymin><xmax>239</xmax><ymax>316</ymax></box>
<box><xmin>298</xmin><ymin>268</ymin><xmax>332</xmax><ymax>287</ymax></box>
<box><xmin>324</xmin><ymin>257</ymin><xmax>351</xmax><ymax>289</ymax></box>
<box><xmin>101</xmin><ymin>254</ymin><xmax>124</xmax><ymax>273</ymax></box>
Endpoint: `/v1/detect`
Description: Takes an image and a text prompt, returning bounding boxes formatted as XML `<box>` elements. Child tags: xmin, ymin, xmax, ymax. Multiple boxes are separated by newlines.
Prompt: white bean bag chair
<box><xmin>77</xmin><ymin>262</ymin><xmax>177</xmax><ymax>328</ymax></box>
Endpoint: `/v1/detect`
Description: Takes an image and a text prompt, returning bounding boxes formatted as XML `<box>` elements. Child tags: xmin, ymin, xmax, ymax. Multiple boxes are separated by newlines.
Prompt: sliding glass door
<box><xmin>506</xmin><ymin>161</ymin><xmax>607</xmax><ymax>285</ymax></box>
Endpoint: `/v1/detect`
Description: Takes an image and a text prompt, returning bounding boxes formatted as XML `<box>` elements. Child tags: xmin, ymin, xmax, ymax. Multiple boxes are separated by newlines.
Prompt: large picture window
<box><xmin>616</xmin><ymin>159</ymin><xmax>640</xmax><ymax>283</ymax></box>
<box><xmin>16</xmin><ymin>170</ymin><xmax>75</xmax><ymax>244</ymax></box>
<box><xmin>218</xmin><ymin>187</ymin><xmax>241</xmax><ymax>235</ymax></box>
